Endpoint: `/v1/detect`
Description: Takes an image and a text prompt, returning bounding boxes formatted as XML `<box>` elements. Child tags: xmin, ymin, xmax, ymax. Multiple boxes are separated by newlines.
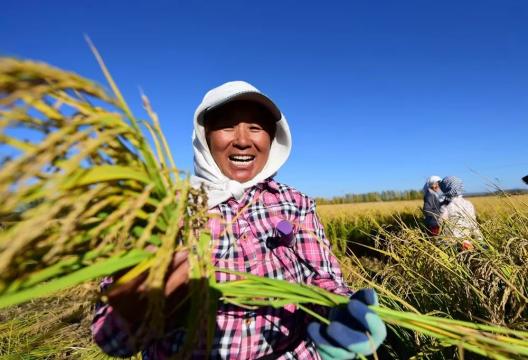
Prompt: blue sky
<box><xmin>2</xmin><ymin>1</ymin><xmax>527</xmax><ymax>198</ymax></box>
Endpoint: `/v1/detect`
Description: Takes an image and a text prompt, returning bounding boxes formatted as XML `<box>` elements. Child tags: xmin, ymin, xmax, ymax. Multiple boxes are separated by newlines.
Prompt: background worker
<box><xmin>439</xmin><ymin>176</ymin><xmax>483</xmax><ymax>250</ymax></box>
<box><xmin>423</xmin><ymin>175</ymin><xmax>443</xmax><ymax>236</ymax></box>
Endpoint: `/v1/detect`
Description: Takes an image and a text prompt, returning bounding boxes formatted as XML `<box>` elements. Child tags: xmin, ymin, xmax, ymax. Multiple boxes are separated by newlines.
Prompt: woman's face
<box><xmin>431</xmin><ymin>182</ymin><xmax>440</xmax><ymax>192</ymax></box>
<box><xmin>205</xmin><ymin>101</ymin><xmax>275</xmax><ymax>183</ymax></box>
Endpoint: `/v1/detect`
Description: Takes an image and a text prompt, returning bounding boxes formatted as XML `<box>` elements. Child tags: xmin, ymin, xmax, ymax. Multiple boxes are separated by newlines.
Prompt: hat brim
<box><xmin>198</xmin><ymin>91</ymin><xmax>282</xmax><ymax>125</ymax></box>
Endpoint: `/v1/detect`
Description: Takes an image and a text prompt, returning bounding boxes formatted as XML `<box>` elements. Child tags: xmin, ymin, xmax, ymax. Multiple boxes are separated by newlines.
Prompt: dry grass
<box><xmin>0</xmin><ymin>283</ymin><xmax>125</xmax><ymax>359</ymax></box>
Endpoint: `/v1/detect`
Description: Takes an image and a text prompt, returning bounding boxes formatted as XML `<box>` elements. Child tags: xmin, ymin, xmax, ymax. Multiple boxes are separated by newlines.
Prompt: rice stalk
<box><xmin>215</xmin><ymin>271</ymin><xmax>528</xmax><ymax>359</ymax></box>
<box><xmin>2</xmin><ymin>52</ymin><xmax>527</xmax><ymax>359</ymax></box>
<box><xmin>0</xmin><ymin>54</ymin><xmax>212</xmax><ymax>353</ymax></box>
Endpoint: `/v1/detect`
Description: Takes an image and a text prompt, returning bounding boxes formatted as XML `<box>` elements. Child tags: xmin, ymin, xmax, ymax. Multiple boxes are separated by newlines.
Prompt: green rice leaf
<box><xmin>0</xmin><ymin>249</ymin><xmax>152</xmax><ymax>309</ymax></box>
<box><xmin>60</xmin><ymin>165</ymin><xmax>151</xmax><ymax>189</ymax></box>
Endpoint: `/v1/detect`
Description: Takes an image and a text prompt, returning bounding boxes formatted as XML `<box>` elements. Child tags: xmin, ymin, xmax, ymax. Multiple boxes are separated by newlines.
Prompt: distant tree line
<box><xmin>314</xmin><ymin>187</ymin><xmax>528</xmax><ymax>205</ymax></box>
<box><xmin>314</xmin><ymin>189</ymin><xmax>423</xmax><ymax>205</ymax></box>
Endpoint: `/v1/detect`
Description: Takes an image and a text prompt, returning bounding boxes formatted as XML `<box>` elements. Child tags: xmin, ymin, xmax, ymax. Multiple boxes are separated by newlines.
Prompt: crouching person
<box><xmin>439</xmin><ymin>176</ymin><xmax>483</xmax><ymax>250</ymax></box>
<box><xmin>92</xmin><ymin>81</ymin><xmax>386</xmax><ymax>359</ymax></box>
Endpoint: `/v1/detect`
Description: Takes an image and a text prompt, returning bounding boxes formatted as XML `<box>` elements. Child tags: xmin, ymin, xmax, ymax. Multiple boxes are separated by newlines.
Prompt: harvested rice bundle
<box><xmin>216</xmin><ymin>272</ymin><xmax>528</xmax><ymax>360</ymax></box>
<box><xmin>0</xmin><ymin>53</ymin><xmax>212</xmax><ymax>346</ymax></box>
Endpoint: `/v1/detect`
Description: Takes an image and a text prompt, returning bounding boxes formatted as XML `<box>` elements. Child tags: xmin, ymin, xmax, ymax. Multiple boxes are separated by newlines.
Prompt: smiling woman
<box><xmin>204</xmin><ymin>100</ymin><xmax>276</xmax><ymax>183</ymax></box>
<box><xmin>92</xmin><ymin>80</ymin><xmax>387</xmax><ymax>359</ymax></box>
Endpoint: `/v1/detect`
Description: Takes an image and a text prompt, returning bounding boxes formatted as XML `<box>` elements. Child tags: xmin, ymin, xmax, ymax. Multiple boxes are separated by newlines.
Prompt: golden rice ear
<box><xmin>0</xmin><ymin>54</ymin><xmax>215</xmax><ymax>348</ymax></box>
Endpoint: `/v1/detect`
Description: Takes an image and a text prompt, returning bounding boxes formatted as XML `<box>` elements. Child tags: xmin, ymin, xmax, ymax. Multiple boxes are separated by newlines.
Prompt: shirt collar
<box><xmin>229</xmin><ymin>178</ymin><xmax>279</xmax><ymax>209</ymax></box>
<box><xmin>255</xmin><ymin>177</ymin><xmax>280</xmax><ymax>193</ymax></box>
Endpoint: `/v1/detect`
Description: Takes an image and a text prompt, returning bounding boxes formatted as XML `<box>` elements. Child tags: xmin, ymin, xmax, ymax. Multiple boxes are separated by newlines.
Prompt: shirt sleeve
<box><xmin>91</xmin><ymin>278</ymin><xmax>142</xmax><ymax>358</ymax></box>
<box><xmin>294</xmin><ymin>198</ymin><xmax>352</xmax><ymax>297</ymax></box>
<box><xmin>424</xmin><ymin>192</ymin><xmax>441</xmax><ymax>216</ymax></box>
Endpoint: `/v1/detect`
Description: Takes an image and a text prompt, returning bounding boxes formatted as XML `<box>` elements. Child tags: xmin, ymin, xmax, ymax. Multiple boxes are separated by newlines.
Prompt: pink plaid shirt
<box><xmin>92</xmin><ymin>179</ymin><xmax>350</xmax><ymax>359</ymax></box>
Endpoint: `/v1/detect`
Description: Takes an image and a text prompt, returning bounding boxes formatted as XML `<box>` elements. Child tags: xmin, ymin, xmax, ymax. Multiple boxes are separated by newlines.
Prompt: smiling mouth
<box><xmin>228</xmin><ymin>155</ymin><xmax>255</xmax><ymax>167</ymax></box>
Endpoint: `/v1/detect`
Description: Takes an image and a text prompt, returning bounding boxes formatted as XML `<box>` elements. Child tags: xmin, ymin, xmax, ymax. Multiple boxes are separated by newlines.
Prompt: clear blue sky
<box><xmin>2</xmin><ymin>1</ymin><xmax>527</xmax><ymax>198</ymax></box>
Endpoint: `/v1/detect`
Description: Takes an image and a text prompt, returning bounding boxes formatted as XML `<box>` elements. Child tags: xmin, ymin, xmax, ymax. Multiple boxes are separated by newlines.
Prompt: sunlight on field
<box><xmin>317</xmin><ymin>194</ymin><xmax>528</xmax><ymax>219</ymax></box>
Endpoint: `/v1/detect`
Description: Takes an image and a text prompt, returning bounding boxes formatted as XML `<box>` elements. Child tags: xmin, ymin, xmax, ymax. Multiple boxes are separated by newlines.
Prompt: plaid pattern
<box><xmin>440</xmin><ymin>176</ymin><xmax>464</xmax><ymax>199</ymax></box>
<box><xmin>92</xmin><ymin>179</ymin><xmax>350</xmax><ymax>359</ymax></box>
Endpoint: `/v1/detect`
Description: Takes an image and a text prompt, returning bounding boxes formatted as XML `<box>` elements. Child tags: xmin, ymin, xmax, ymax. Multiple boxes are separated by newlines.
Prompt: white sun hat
<box><xmin>194</xmin><ymin>80</ymin><xmax>282</xmax><ymax>125</ymax></box>
<box><xmin>427</xmin><ymin>175</ymin><xmax>442</xmax><ymax>186</ymax></box>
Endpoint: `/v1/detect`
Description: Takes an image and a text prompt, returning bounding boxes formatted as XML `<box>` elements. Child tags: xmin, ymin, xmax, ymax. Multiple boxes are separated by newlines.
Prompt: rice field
<box><xmin>317</xmin><ymin>194</ymin><xmax>528</xmax><ymax>219</ymax></box>
<box><xmin>1</xmin><ymin>56</ymin><xmax>527</xmax><ymax>359</ymax></box>
<box><xmin>318</xmin><ymin>195</ymin><xmax>528</xmax><ymax>258</ymax></box>
<box><xmin>1</xmin><ymin>193</ymin><xmax>526</xmax><ymax>359</ymax></box>
<box><xmin>319</xmin><ymin>194</ymin><xmax>528</xmax><ymax>359</ymax></box>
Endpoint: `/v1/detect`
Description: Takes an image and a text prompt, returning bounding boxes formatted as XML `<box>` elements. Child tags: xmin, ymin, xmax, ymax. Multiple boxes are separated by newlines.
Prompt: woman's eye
<box><xmin>250</xmin><ymin>125</ymin><xmax>263</xmax><ymax>131</ymax></box>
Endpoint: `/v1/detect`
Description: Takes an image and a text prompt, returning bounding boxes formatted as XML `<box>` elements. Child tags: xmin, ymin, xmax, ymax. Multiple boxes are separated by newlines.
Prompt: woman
<box><xmin>439</xmin><ymin>176</ymin><xmax>483</xmax><ymax>249</ymax></box>
<box><xmin>423</xmin><ymin>175</ymin><xmax>442</xmax><ymax>236</ymax></box>
<box><xmin>92</xmin><ymin>81</ymin><xmax>386</xmax><ymax>359</ymax></box>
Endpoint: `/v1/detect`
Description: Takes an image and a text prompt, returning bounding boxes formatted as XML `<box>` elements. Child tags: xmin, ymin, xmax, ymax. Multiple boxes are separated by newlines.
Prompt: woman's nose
<box><xmin>233</xmin><ymin>125</ymin><xmax>251</xmax><ymax>147</ymax></box>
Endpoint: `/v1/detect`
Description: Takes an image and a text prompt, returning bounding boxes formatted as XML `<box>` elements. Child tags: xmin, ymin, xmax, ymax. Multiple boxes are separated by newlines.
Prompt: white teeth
<box><xmin>229</xmin><ymin>155</ymin><xmax>255</xmax><ymax>162</ymax></box>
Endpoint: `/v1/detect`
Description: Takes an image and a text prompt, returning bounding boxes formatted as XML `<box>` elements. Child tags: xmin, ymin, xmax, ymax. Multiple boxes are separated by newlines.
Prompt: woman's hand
<box><xmin>164</xmin><ymin>250</ymin><xmax>190</xmax><ymax>297</ymax></box>
<box><xmin>105</xmin><ymin>250</ymin><xmax>190</xmax><ymax>324</ymax></box>
<box><xmin>307</xmin><ymin>289</ymin><xmax>387</xmax><ymax>360</ymax></box>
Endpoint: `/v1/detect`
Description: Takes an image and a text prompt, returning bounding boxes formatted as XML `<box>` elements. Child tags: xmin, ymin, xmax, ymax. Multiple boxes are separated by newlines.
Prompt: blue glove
<box><xmin>307</xmin><ymin>289</ymin><xmax>387</xmax><ymax>360</ymax></box>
